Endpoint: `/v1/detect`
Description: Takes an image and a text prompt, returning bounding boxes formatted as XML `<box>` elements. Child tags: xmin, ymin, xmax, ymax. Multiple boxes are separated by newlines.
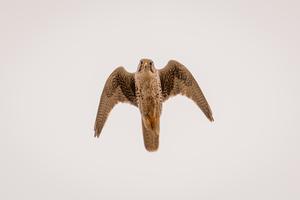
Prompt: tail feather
<box><xmin>142</xmin><ymin>118</ymin><xmax>159</xmax><ymax>152</ymax></box>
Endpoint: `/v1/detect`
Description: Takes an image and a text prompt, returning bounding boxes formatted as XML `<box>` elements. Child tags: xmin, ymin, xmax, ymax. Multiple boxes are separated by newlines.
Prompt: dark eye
<box><xmin>149</xmin><ymin>61</ymin><xmax>153</xmax><ymax>66</ymax></box>
<box><xmin>140</xmin><ymin>61</ymin><xmax>143</xmax><ymax>65</ymax></box>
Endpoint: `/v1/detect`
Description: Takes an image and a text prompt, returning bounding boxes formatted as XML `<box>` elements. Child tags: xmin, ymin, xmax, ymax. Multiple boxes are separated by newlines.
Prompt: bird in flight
<box><xmin>94</xmin><ymin>59</ymin><xmax>214</xmax><ymax>152</ymax></box>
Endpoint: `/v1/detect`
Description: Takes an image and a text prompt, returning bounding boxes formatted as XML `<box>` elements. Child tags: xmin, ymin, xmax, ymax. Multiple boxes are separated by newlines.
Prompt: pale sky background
<box><xmin>0</xmin><ymin>0</ymin><xmax>299</xmax><ymax>199</ymax></box>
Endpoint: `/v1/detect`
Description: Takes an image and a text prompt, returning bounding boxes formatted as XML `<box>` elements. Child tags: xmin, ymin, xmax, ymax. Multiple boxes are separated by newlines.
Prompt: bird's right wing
<box><xmin>94</xmin><ymin>67</ymin><xmax>137</xmax><ymax>137</ymax></box>
<box><xmin>159</xmin><ymin>60</ymin><xmax>214</xmax><ymax>121</ymax></box>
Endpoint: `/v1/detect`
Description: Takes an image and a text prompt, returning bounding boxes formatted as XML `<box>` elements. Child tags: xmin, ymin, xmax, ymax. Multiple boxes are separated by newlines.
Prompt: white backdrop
<box><xmin>1</xmin><ymin>0</ymin><xmax>299</xmax><ymax>199</ymax></box>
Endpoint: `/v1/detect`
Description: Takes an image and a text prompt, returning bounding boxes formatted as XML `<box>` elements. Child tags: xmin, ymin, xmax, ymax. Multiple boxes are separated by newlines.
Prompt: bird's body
<box><xmin>135</xmin><ymin>59</ymin><xmax>162</xmax><ymax>151</ymax></box>
<box><xmin>135</xmin><ymin>67</ymin><xmax>162</xmax><ymax>121</ymax></box>
<box><xmin>94</xmin><ymin>59</ymin><xmax>214</xmax><ymax>152</ymax></box>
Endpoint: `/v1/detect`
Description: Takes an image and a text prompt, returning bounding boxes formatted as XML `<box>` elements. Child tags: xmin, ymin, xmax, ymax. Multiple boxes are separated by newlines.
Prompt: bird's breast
<box><xmin>135</xmin><ymin>72</ymin><xmax>162</xmax><ymax>116</ymax></box>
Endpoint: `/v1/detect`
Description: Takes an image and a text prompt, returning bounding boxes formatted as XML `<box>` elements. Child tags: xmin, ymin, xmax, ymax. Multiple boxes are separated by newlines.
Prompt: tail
<box><xmin>142</xmin><ymin>116</ymin><xmax>160</xmax><ymax>152</ymax></box>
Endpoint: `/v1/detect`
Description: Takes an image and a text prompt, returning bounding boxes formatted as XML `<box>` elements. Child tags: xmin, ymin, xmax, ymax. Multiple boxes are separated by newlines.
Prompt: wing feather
<box><xmin>159</xmin><ymin>60</ymin><xmax>214</xmax><ymax>121</ymax></box>
<box><xmin>94</xmin><ymin>67</ymin><xmax>137</xmax><ymax>137</ymax></box>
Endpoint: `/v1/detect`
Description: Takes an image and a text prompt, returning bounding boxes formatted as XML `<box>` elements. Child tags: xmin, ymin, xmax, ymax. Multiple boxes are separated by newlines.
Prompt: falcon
<box><xmin>94</xmin><ymin>59</ymin><xmax>214</xmax><ymax>152</ymax></box>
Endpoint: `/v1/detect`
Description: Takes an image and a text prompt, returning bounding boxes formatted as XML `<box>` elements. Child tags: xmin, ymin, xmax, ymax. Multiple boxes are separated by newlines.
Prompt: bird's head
<box><xmin>137</xmin><ymin>58</ymin><xmax>156</xmax><ymax>73</ymax></box>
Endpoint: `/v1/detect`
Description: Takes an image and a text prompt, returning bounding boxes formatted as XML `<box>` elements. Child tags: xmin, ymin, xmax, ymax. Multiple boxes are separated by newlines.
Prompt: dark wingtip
<box><xmin>205</xmin><ymin>112</ymin><xmax>214</xmax><ymax>122</ymax></box>
<box><xmin>206</xmin><ymin>107</ymin><xmax>214</xmax><ymax>122</ymax></box>
<box><xmin>94</xmin><ymin>129</ymin><xmax>100</xmax><ymax>138</ymax></box>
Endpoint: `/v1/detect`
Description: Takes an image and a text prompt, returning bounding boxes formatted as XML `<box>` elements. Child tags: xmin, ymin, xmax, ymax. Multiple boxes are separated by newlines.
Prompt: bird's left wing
<box><xmin>159</xmin><ymin>60</ymin><xmax>214</xmax><ymax>121</ymax></box>
<box><xmin>94</xmin><ymin>67</ymin><xmax>137</xmax><ymax>137</ymax></box>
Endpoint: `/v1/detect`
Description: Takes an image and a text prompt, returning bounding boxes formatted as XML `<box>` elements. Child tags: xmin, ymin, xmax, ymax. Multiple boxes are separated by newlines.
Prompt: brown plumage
<box><xmin>94</xmin><ymin>59</ymin><xmax>214</xmax><ymax>152</ymax></box>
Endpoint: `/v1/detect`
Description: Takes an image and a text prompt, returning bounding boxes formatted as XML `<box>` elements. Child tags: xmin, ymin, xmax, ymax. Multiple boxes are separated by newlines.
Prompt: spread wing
<box><xmin>94</xmin><ymin>67</ymin><xmax>137</xmax><ymax>137</ymax></box>
<box><xmin>159</xmin><ymin>60</ymin><xmax>214</xmax><ymax>121</ymax></box>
